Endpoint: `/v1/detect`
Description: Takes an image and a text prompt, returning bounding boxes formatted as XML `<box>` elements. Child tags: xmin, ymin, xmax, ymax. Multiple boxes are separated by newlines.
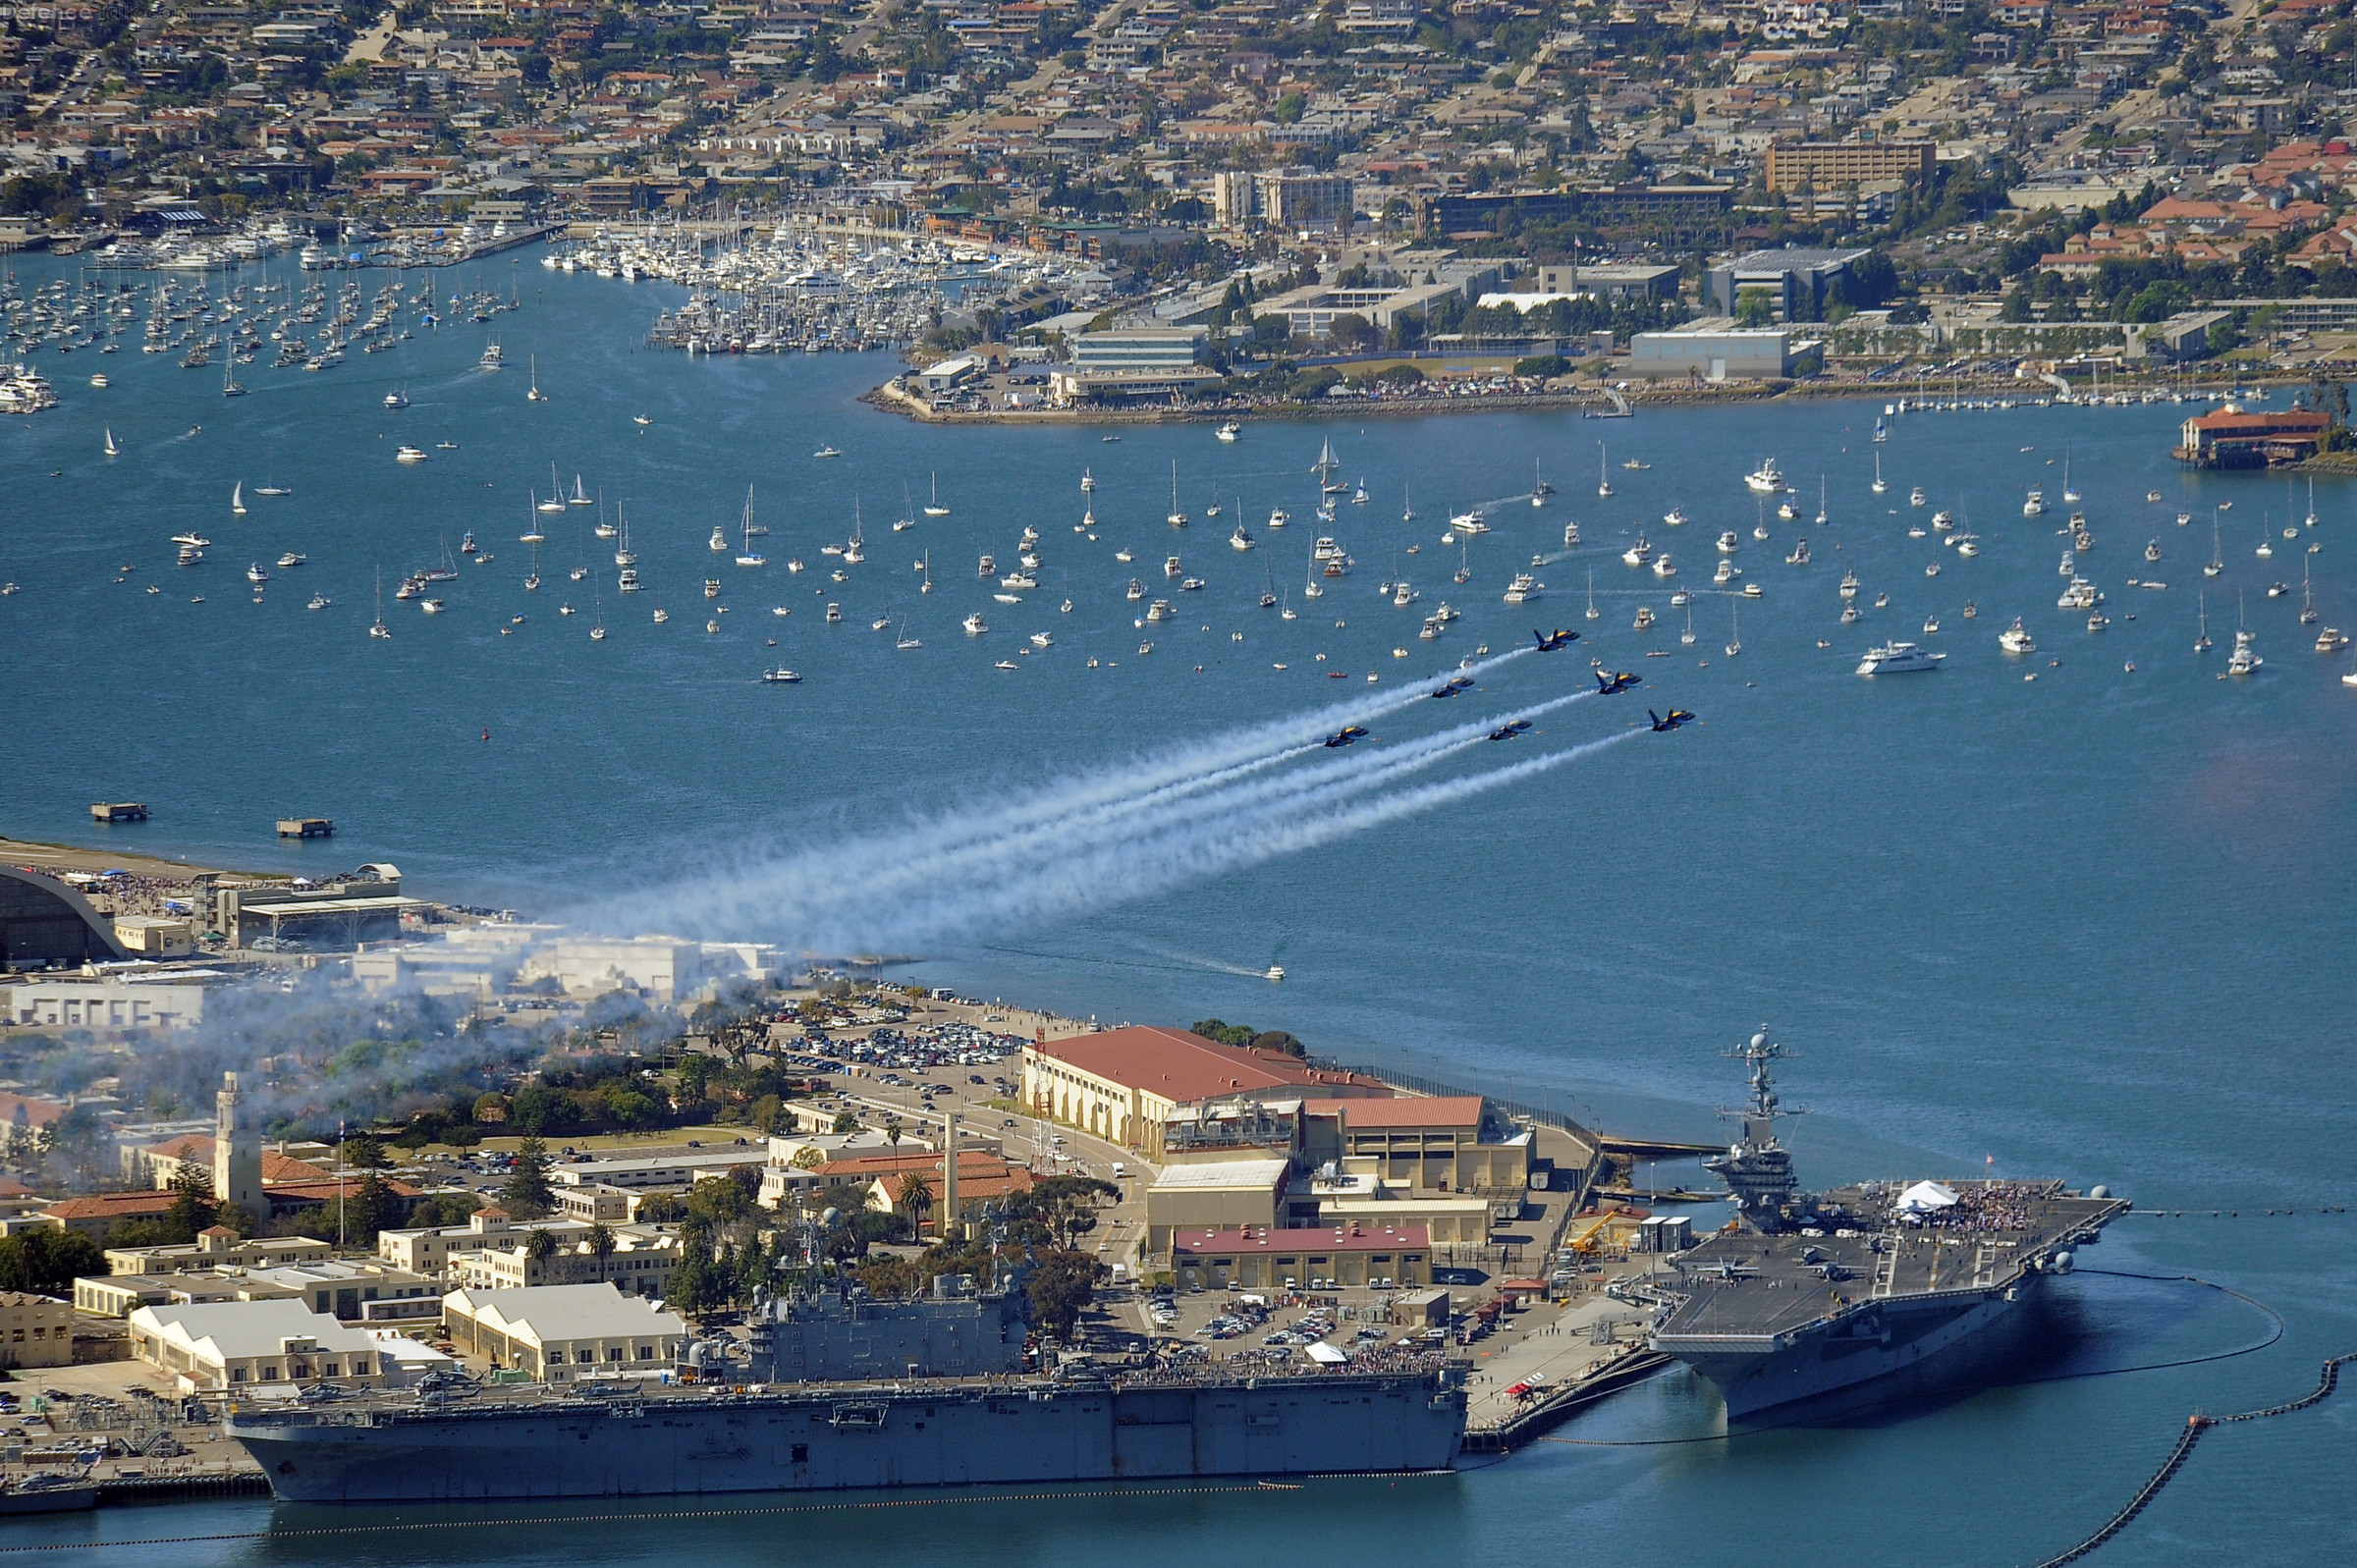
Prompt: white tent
<box><xmin>1894</xmin><ymin>1180</ymin><xmax>1960</xmax><ymax>1215</ymax></box>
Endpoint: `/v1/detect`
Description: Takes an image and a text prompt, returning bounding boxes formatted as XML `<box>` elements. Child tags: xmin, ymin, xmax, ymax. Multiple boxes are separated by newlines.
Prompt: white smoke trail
<box><xmin>930</xmin><ymin>727</ymin><xmax>1651</xmax><ymax>943</ymax></box>
<box><xmin>627</xmin><ymin>682</ymin><xmax>1615</xmax><ymax>953</ymax></box>
<box><xmin>596</xmin><ymin>646</ymin><xmax>1535</xmax><ymax>923</ymax></box>
<box><xmin>730</xmin><ymin>678</ymin><xmax>1595</xmax><ymax>931</ymax></box>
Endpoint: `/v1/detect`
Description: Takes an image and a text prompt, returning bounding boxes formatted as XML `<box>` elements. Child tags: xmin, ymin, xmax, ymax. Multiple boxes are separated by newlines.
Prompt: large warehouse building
<box><xmin>0</xmin><ymin>867</ymin><xmax>132</xmax><ymax>970</ymax></box>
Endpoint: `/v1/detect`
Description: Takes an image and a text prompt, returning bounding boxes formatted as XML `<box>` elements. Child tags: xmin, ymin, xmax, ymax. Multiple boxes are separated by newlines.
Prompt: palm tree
<box><xmin>585</xmin><ymin>1220</ymin><xmax>617</xmax><ymax>1283</ymax></box>
<box><xmin>523</xmin><ymin>1226</ymin><xmax>559</xmax><ymax>1284</ymax></box>
<box><xmin>898</xmin><ymin>1171</ymin><xmax>935</xmax><ymax>1231</ymax></box>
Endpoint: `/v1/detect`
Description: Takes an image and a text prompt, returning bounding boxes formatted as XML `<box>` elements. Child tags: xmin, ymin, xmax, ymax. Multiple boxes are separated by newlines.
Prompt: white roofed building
<box><xmin>128</xmin><ymin>1299</ymin><xmax>385</xmax><ymax>1393</ymax></box>
<box><xmin>442</xmin><ymin>1284</ymin><xmax>686</xmax><ymax>1382</ymax></box>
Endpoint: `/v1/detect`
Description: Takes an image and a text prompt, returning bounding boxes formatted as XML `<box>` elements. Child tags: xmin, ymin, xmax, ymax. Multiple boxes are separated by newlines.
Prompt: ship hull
<box><xmin>1662</xmin><ymin>1277</ymin><xmax>2043</xmax><ymax>1422</ymax></box>
<box><xmin>227</xmin><ymin>1376</ymin><xmax>1465</xmax><ymax>1502</ymax></box>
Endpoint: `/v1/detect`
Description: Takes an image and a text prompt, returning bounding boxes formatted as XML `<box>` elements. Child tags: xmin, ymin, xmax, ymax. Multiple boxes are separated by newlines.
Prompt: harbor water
<box><xmin>4</xmin><ymin>251</ymin><xmax>2355</xmax><ymax>1563</ymax></box>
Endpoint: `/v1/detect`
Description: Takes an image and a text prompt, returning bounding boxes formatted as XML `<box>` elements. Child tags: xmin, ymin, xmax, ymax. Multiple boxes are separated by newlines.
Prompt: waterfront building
<box><xmin>128</xmin><ymin>1298</ymin><xmax>384</xmax><ymax>1393</ymax></box>
<box><xmin>442</xmin><ymin>1283</ymin><xmax>685</xmax><ymax>1381</ymax></box>
<box><xmin>446</xmin><ymin>1226</ymin><xmax>683</xmax><ymax>1296</ymax></box>
<box><xmin>0</xmin><ymin>867</ymin><xmax>131</xmax><ymax>970</ymax></box>
<box><xmin>1021</xmin><ymin>1026</ymin><xmax>1387</xmax><ymax>1157</ymax></box>
<box><xmin>1628</xmin><ymin>318</ymin><xmax>1796</xmax><ymax>380</ymax></box>
<box><xmin>0</xmin><ymin>1290</ymin><xmax>73</xmax><ymax>1369</ymax></box>
<box><xmin>1069</xmin><ymin>328</ymin><xmax>1209</xmax><ymax>372</ymax></box>
<box><xmin>2173</xmin><ymin>406</ymin><xmax>2331</xmax><ymax>467</ymax></box>
<box><xmin>1307</xmin><ymin>1096</ymin><xmax>1532</xmax><ymax>1195</ymax></box>
<box><xmin>1171</xmin><ymin>1225</ymin><xmax>1431</xmax><ymax>1290</ymax></box>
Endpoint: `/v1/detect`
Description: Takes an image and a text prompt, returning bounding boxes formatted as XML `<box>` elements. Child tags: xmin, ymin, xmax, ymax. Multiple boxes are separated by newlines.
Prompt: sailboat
<box><xmin>1402</xmin><ymin>484</ymin><xmax>1415</xmax><ymax>524</ymax></box>
<box><xmin>735</xmin><ymin>485</ymin><xmax>766</xmax><ymax>567</ymax></box>
<box><xmin>2205</xmin><ymin>511</ymin><xmax>2223</xmax><ymax>576</ymax></box>
<box><xmin>1585</xmin><ymin>568</ymin><xmax>1599</xmax><ymax>621</ymax></box>
<box><xmin>895</xmin><ymin>617</ymin><xmax>922</xmax><ymax>650</ymax></box>
<box><xmin>1303</xmin><ymin>545</ymin><xmax>1324</xmax><ymax>600</ymax></box>
<box><xmin>1726</xmin><ymin>597</ymin><xmax>1742</xmax><ymax>657</ymax></box>
<box><xmin>1597</xmin><ymin>443</ymin><xmax>1613</xmax><ymax>498</ymax></box>
<box><xmin>255</xmin><ymin>456</ymin><xmax>290</xmax><ymax>497</ymax></box>
<box><xmin>1814</xmin><ymin>476</ymin><xmax>1828</xmax><ymax>526</ymax></box>
<box><xmin>1871</xmin><ymin>452</ymin><xmax>1888</xmax><ymax>494</ymax></box>
<box><xmin>1314</xmin><ymin>438</ymin><xmax>1344</xmax><ymax>494</ymax></box>
<box><xmin>103</xmin><ymin>428</ymin><xmax>118</xmax><ymax>458</ymax></box>
<box><xmin>2061</xmin><ymin>445</ymin><xmax>2079</xmax><ymax>505</ymax></box>
<box><xmin>1872</xmin><ymin>414</ymin><xmax>1888</xmax><ymax>443</ymax></box>
<box><xmin>924</xmin><ymin>473</ymin><xmax>950</xmax><ymax>516</ymax></box>
<box><xmin>1167</xmin><ymin>460</ymin><xmax>1187</xmax><ymax>527</ymax></box>
<box><xmin>2300</xmin><ymin>560</ymin><xmax>2319</xmax><ymax>625</ymax></box>
<box><xmin>525</xmin><ymin>354</ymin><xmax>546</xmax><ymax>402</ymax></box>
<box><xmin>613</xmin><ymin>507</ymin><xmax>636</xmax><ymax>568</ymax></box>
<box><xmin>2305</xmin><ymin>477</ymin><xmax>2319</xmax><ymax>529</ymax></box>
<box><xmin>588</xmin><ymin>574</ymin><xmax>607</xmax><ymax>640</ymax></box>
<box><xmin>895</xmin><ymin>482</ymin><xmax>916</xmax><ymax>532</ymax></box>
<box><xmin>231</xmin><ymin>482</ymin><xmax>245</xmax><ymax>516</ymax></box>
<box><xmin>222</xmin><ymin>353</ymin><xmax>244</xmax><ymax>399</ymax></box>
<box><xmin>2195</xmin><ymin>591</ymin><xmax>2212</xmax><ymax>653</ymax></box>
<box><xmin>919</xmin><ymin>551</ymin><xmax>933</xmax><ymax>594</ymax></box>
<box><xmin>369</xmin><ymin>568</ymin><xmax>391</xmax><ymax>639</ymax></box>
<box><xmin>569</xmin><ymin>474</ymin><xmax>592</xmax><ymax>507</ymax></box>
<box><xmin>1680</xmin><ymin>603</ymin><xmax>1696</xmax><ymax>646</ymax></box>
<box><xmin>521</xmin><ymin>497</ymin><xmax>546</xmax><ymax>545</ymax></box>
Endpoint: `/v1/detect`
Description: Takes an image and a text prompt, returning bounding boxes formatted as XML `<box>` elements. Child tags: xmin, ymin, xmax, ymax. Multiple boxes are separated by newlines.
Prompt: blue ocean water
<box><xmin>4</xmin><ymin>252</ymin><xmax>2356</xmax><ymax>1562</ymax></box>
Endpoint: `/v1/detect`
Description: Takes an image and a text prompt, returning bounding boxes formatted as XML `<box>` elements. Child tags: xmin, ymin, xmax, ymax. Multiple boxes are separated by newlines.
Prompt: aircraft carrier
<box><xmin>1649</xmin><ymin>1031</ymin><xmax>2128</xmax><ymax>1422</ymax></box>
<box><xmin>225</xmin><ymin>1283</ymin><xmax>1467</xmax><ymax>1502</ymax></box>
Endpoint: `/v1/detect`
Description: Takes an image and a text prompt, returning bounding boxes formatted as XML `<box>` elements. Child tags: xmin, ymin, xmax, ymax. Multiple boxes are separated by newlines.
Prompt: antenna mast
<box><xmin>1707</xmin><ymin>1026</ymin><xmax>1807</xmax><ymax>1227</ymax></box>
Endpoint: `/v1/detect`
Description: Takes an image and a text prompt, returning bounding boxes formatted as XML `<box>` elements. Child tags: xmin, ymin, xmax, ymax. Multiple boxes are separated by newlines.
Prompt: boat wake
<box><xmin>584</xmin><ymin>648</ymin><xmax>1643</xmax><ymax>954</ymax></box>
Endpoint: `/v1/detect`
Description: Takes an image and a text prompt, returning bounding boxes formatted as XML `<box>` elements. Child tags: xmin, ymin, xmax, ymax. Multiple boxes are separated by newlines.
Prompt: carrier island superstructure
<box><xmin>1649</xmin><ymin>1030</ymin><xmax>2128</xmax><ymax>1421</ymax></box>
<box><xmin>226</xmin><ymin>1279</ymin><xmax>1467</xmax><ymax>1502</ymax></box>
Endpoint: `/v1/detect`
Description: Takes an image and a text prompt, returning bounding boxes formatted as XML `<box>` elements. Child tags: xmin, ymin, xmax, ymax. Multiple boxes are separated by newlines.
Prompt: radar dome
<box><xmin>821</xmin><ymin>1207</ymin><xmax>842</xmax><ymax>1226</ymax></box>
<box><xmin>2088</xmin><ymin>1185</ymin><xmax>2110</xmax><ymax>1200</ymax></box>
<box><xmin>1751</xmin><ymin>1032</ymin><xmax>1768</xmax><ymax>1049</ymax></box>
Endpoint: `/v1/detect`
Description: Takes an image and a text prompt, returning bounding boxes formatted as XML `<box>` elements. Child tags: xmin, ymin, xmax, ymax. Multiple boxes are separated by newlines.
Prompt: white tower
<box><xmin>213</xmin><ymin>1070</ymin><xmax>263</xmax><ymax>1225</ymax></box>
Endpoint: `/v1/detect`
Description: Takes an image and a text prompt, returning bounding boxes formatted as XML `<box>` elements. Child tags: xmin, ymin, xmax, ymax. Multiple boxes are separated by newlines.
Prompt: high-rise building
<box><xmin>214</xmin><ymin>1071</ymin><xmax>263</xmax><ymax>1226</ymax></box>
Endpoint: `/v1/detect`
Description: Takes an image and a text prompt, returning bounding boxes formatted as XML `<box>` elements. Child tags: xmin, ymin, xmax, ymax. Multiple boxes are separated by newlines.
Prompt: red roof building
<box><xmin>1022</xmin><ymin>1026</ymin><xmax>1390</xmax><ymax>1155</ymax></box>
<box><xmin>2175</xmin><ymin>406</ymin><xmax>2331</xmax><ymax>468</ymax></box>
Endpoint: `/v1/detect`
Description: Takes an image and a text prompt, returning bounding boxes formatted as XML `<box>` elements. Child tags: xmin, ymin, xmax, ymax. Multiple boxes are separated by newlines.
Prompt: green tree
<box><xmin>1734</xmin><ymin>287</ymin><xmax>1779</xmax><ymax>328</ymax></box>
<box><xmin>585</xmin><ymin>1220</ymin><xmax>617</xmax><ymax>1281</ymax></box>
<box><xmin>523</xmin><ymin>1225</ymin><xmax>560</xmax><ymax>1278</ymax></box>
<box><xmin>342</xmin><ymin>1134</ymin><xmax>391</xmax><ymax>1170</ymax></box>
<box><xmin>830</xmin><ymin>1110</ymin><xmax>860</xmax><ymax>1134</ymax></box>
<box><xmin>164</xmin><ymin>1161</ymin><xmax>218</xmax><ymax>1241</ymax></box>
<box><xmin>898</xmin><ymin>1171</ymin><xmax>936</xmax><ymax>1231</ymax></box>
<box><xmin>500</xmin><ymin>1137</ymin><xmax>556</xmax><ymax>1217</ymax></box>
<box><xmin>1026</xmin><ymin>1249</ymin><xmax>1105</xmax><ymax>1339</ymax></box>
<box><xmin>0</xmin><ymin>1229</ymin><xmax>104</xmax><ymax>1295</ymax></box>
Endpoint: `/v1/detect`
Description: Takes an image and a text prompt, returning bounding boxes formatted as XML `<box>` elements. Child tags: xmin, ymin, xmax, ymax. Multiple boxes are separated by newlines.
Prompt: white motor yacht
<box><xmin>1621</xmin><ymin>538</ymin><xmax>1654</xmax><ymax>566</ymax></box>
<box><xmin>1744</xmin><ymin>459</ymin><xmax>1787</xmax><ymax>494</ymax></box>
<box><xmin>1857</xmin><ymin>641</ymin><xmax>1944</xmax><ymax>676</ymax></box>
<box><xmin>1999</xmin><ymin>619</ymin><xmax>2037</xmax><ymax>655</ymax></box>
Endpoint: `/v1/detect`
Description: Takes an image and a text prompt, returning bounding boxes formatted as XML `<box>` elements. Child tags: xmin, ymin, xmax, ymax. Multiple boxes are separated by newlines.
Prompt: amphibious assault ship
<box><xmin>226</xmin><ymin>1280</ymin><xmax>1467</xmax><ymax>1502</ymax></box>
<box><xmin>1649</xmin><ymin>1030</ymin><xmax>2127</xmax><ymax>1421</ymax></box>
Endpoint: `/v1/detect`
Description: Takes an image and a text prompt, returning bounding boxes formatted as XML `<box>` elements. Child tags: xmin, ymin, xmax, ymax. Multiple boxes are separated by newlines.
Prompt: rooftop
<box><xmin>1306</xmin><ymin>1095</ymin><xmax>1483</xmax><ymax>1130</ymax></box>
<box><xmin>1032</xmin><ymin>1026</ymin><xmax>1385</xmax><ymax>1104</ymax></box>
<box><xmin>444</xmin><ymin>1282</ymin><xmax>687</xmax><ymax>1341</ymax></box>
